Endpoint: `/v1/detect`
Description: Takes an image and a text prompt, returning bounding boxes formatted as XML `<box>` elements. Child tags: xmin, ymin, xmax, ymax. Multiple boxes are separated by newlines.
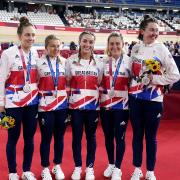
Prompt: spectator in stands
<box><xmin>123</xmin><ymin>42</ymin><xmax>129</xmax><ymax>54</ymax></box>
<box><xmin>37</xmin><ymin>35</ymin><xmax>68</xmax><ymax>180</ymax></box>
<box><xmin>128</xmin><ymin>41</ymin><xmax>137</xmax><ymax>56</ymax></box>
<box><xmin>100</xmin><ymin>32</ymin><xmax>131</xmax><ymax>180</ymax></box>
<box><xmin>18</xmin><ymin>7</ymin><xmax>23</xmax><ymax>14</ymax></box>
<box><xmin>154</xmin><ymin>0</ymin><xmax>160</xmax><ymax>4</ymax></box>
<box><xmin>1</xmin><ymin>42</ymin><xmax>9</xmax><ymax>50</ymax></box>
<box><xmin>9</xmin><ymin>41</ymin><xmax>14</xmax><ymax>47</ymax></box>
<box><xmin>174</xmin><ymin>42</ymin><xmax>180</xmax><ymax>56</ymax></box>
<box><xmin>66</xmin><ymin>31</ymin><xmax>104</xmax><ymax>180</ymax></box>
<box><xmin>0</xmin><ymin>17</ymin><xmax>39</xmax><ymax>180</ymax></box>
<box><xmin>169</xmin><ymin>41</ymin><xmax>175</xmax><ymax>55</ymax></box>
<box><xmin>70</xmin><ymin>41</ymin><xmax>77</xmax><ymax>51</ymax></box>
<box><xmin>60</xmin><ymin>41</ymin><xmax>65</xmax><ymax>50</ymax></box>
<box><xmin>129</xmin><ymin>15</ymin><xmax>180</xmax><ymax>180</ymax></box>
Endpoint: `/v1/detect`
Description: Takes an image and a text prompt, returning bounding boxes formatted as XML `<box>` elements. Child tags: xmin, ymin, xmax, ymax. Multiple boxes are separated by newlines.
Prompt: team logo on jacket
<box><xmin>18</xmin><ymin>66</ymin><xmax>23</xmax><ymax>70</ymax></box>
<box><xmin>44</xmin><ymin>72</ymin><xmax>51</xmax><ymax>76</ymax></box>
<box><xmin>15</xmin><ymin>54</ymin><xmax>20</xmax><ymax>59</ymax></box>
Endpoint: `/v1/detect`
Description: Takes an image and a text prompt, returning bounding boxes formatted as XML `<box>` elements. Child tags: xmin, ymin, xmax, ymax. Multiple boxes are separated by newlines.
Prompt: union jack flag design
<box><xmin>100</xmin><ymin>55</ymin><xmax>131</xmax><ymax>110</ymax></box>
<box><xmin>37</xmin><ymin>56</ymin><xmax>68</xmax><ymax>112</ymax></box>
<box><xmin>67</xmin><ymin>54</ymin><xmax>104</xmax><ymax>110</ymax></box>
<box><xmin>0</xmin><ymin>45</ymin><xmax>39</xmax><ymax>108</ymax></box>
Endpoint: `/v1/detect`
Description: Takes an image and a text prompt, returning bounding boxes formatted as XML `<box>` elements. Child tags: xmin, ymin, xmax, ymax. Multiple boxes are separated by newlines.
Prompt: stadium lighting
<box><xmin>28</xmin><ymin>2</ymin><xmax>35</xmax><ymax>4</ymax></box>
<box><xmin>157</xmin><ymin>9</ymin><xmax>163</xmax><ymax>11</ymax></box>
<box><xmin>173</xmin><ymin>9</ymin><xmax>179</xmax><ymax>12</ymax></box>
<box><xmin>140</xmin><ymin>8</ymin><xmax>146</xmax><ymax>10</ymax></box>
<box><xmin>122</xmin><ymin>7</ymin><xmax>128</xmax><ymax>10</ymax></box>
<box><xmin>45</xmin><ymin>4</ymin><xmax>52</xmax><ymax>6</ymax></box>
<box><xmin>85</xmin><ymin>6</ymin><xmax>92</xmax><ymax>8</ymax></box>
<box><xmin>104</xmin><ymin>7</ymin><xmax>111</xmax><ymax>9</ymax></box>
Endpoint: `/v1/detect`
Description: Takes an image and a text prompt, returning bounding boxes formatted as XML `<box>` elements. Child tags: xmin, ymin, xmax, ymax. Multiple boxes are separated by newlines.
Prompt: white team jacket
<box><xmin>100</xmin><ymin>54</ymin><xmax>131</xmax><ymax>110</ymax></box>
<box><xmin>129</xmin><ymin>41</ymin><xmax>180</xmax><ymax>102</ymax></box>
<box><xmin>37</xmin><ymin>55</ymin><xmax>68</xmax><ymax>112</ymax></box>
<box><xmin>66</xmin><ymin>53</ymin><xmax>104</xmax><ymax>110</ymax></box>
<box><xmin>0</xmin><ymin>45</ymin><xmax>39</xmax><ymax>108</ymax></box>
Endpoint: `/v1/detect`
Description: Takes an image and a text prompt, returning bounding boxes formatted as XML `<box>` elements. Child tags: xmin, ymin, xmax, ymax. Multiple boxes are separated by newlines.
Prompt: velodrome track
<box><xmin>0</xmin><ymin>26</ymin><xmax>179</xmax><ymax>45</ymax></box>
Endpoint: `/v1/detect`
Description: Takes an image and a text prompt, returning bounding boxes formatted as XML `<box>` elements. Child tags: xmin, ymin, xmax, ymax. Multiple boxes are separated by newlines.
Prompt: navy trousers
<box><xmin>71</xmin><ymin>110</ymin><xmax>99</xmax><ymax>167</ymax></box>
<box><xmin>38</xmin><ymin>109</ymin><xmax>68</xmax><ymax>167</ymax></box>
<box><xmin>6</xmin><ymin>105</ymin><xmax>38</xmax><ymax>173</ymax></box>
<box><xmin>129</xmin><ymin>96</ymin><xmax>163</xmax><ymax>171</ymax></box>
<box><xmin>100</xmin><ymin>109</ymin><xmax>129</xmax><ymax>168</ymax></box>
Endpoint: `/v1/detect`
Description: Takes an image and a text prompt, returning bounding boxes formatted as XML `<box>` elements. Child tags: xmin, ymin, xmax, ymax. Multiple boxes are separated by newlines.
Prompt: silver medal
<box><xmin>23</xmin><ymin>83</ymin><xmax>31</xmax><ymax>93</ymax></box>
<box><xmin>142</xmin><ymin>75</ymin><xmax>150</xmax><ymax>86</ymax></box>
<box><xmin>108</xmin><ymin>88</ymin><xmax>115</xmax><ymax>98</ymax></box>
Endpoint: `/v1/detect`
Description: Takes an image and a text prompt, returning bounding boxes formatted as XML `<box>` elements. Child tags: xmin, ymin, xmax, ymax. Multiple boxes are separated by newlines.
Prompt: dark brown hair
<box><xmin>17</xmin><ymin>16</ymin><xmax>34</xmax><ymax>35</ymax></box>
<box><xmin>138</xmin><ymin>15</ymin><xmax>158</xmax><ymax>41</ymax></box>
<box><xmin>78</xmin><ymin>31</ymin><xmax>96</xmax><ymax>61</ymax></box>
<box><xmin>45</xmin><ymin>34</ymin><xmax>60</xmax><ymax>49</ymax></box>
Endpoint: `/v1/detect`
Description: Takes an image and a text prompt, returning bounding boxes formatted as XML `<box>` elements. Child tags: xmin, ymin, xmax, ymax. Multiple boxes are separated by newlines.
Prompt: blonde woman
<box><xmin>37</xmin><ymin>35</ymin><xmax>68</xmax><ymax>180</ymax></box>
<box><xmin>100</xmin><ymin>32</ymin><xmax>131</xmax><ymax>180</ymax></box>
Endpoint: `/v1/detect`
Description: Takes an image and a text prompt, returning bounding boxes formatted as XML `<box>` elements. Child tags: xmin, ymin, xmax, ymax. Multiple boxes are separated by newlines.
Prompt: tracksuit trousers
<box><xmin>6</xmin><ymin>105</ymin><xmax>38</xmax><ymax>173</ymax></box>
<box><xmin>71</xmin><ymin>109</ymin><xmax>99</xmax><ymax>167</ymax></box>
<box><xmin>38</xmin><ymin>109</ymin><xmax>68</xmax><ymax>167</ymax></box>
<box><xmin>129</xmin><ymin>96</ymin><xmax>163</xmax><ymax>171</ymax></box>
<box><xmin>100</xmin><ymin>109</ymin><xmax>129</xmax><ymax>168</ymax></box>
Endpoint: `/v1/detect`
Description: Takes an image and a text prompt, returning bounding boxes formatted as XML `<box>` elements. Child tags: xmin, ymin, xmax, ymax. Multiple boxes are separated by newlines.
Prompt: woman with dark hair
<box><xmin>100</xmin><ymin>32</ymin><xmax>131</xmax><ymax>180</ymax></box>
<box><xmin>129</xmin><ymin>15</ymin><xmax>180</xmax><ymax>180</ymax></box>
<box><xmin>70</xmin><ymin>41</ymin><xmax>77</xmax><ymax>51</ymax></box>
<box><xmin>37</xmin><ymin>35</ymin><xmax>68</xmax><ymax>180</ymax></box>
<box><xmin>66</xmin><ymin>31</ymin><xmax>104</xmax><ymax>180</ymax></box>
<box><xmin>0</xmin><ymin>17</ymin><xmax>39</xmax><ymax>180</ymax></box>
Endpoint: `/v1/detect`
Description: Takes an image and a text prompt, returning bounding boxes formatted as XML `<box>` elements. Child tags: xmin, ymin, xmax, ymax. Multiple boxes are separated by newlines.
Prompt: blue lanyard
<box><xmin>46</xmin><ymin>56</ymin><xmax>59</xmax><ymax>89</ymax></box>
<box><xmin>26</xmin><ymin>52</ymin><xmax>32</xmax><ymax>82</ymax></box>
<box><xmin>110</xmin><ymin>55</ymin><xmax>123</xmax><ymax>88</ymax></box>
<box><xmin>18</xmin><ymin>47</ymin><xmax>32</xmax><ymax>83</ymax></box>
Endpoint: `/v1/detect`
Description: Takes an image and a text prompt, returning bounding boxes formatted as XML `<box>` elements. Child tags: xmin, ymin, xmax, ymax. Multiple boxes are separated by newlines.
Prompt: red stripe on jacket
<box><xmin>6</xmin><ymin>69</ymin><xmax>37</xmax><ymax>85</ymax></box>
<box><xmin>101</xmin><ymin>76</ymin><xmax>129</xmax><ymax>90</ymax></box>
<box><xmin>71</xmin><ymin>76</ymin><xmax>98</xmax><ymax>90</ymax></box>
<box><xmin>38</xmin><ymin>76</ymin><xmax>66</xmax><ymax>90</ymax></box>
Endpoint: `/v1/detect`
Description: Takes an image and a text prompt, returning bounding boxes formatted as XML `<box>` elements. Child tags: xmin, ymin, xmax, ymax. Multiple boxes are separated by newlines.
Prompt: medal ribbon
<box><xmin>18</xmin><ymin>47</ymin><xmax>32</xmax><ymax>84</ymax></box>
<box><xmin>46</xmin><ymin>55</ymin><xmax>60</xmax><ymax>91</ymax></box>
<box><xmin>109</xmin><ymin>55</ymin><xmax>123</xmax><ymax>88</ymax></box>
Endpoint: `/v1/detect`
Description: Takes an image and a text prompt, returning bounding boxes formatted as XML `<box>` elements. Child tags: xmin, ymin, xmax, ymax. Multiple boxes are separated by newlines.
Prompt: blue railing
<box><xmin>61</xmin><ymin>0</ymin><xmax>180</xmax><ymax>6</ymax></box>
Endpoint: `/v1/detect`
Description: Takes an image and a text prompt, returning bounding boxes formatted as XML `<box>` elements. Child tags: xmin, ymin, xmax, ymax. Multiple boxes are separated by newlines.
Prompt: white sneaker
<box><xmin>130</xmin><ymin>168</ymin><xmax>143</xmax><ymax>180</ymax></box>
<box><xmin>21</xmin><ymin>171</ymin><xmax>36</xmax><ymax>180</ymax></box>
<box><xmin>111</xmin><ymin>168</ymin><xmax>122</xmax><ymax>180</ymax></box>
<box><xmin>103</xmin><ymin>164</ymin><xmax>115</xmax><ymax>177</ymax></box>
<box><xmin>71</xmin><ymin>167</ymin><xmax>82</xmax><ymax>180</ymax></box>
<box><xmin>52</xmin><ymin>165</ymin><xmax>65</xmax><ymax>180</ymax></box>
<box><xmin>41</xmin><ymin>168</ymin><xmax>52</xmax><ymax>180</ymax></box>
<box><xmin>145</xmin><ymin>171</ymin><xmax>156</xmax><ymax>180</ymax></box>
<box><xmin>9</xmin><ymin>173</ymin><xmax>19</xmax><ymax>180</ymax></box>
<box><xmin>85</xmin><ymin>167</ymin><xmax>95</xmax><ymax>180</ymax></box>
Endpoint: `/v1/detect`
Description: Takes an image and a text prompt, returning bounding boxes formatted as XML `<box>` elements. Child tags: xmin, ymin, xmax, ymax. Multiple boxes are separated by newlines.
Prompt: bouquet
<box><xmin>137</xmin><ymin>58</ymin><xmax>161</xmax><ymax>86</ymax></box>
<box><xmin>0</xmin><ymin>112</ymin><xmax>15</xmax><ymax>129</ymax></box>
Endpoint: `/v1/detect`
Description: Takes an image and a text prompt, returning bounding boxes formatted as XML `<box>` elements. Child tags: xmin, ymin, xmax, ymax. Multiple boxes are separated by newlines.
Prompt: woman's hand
<box><xmin>0</xmin><ymin>106</ymin><xmax>5</xmax><ymax>113</ymax></box>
